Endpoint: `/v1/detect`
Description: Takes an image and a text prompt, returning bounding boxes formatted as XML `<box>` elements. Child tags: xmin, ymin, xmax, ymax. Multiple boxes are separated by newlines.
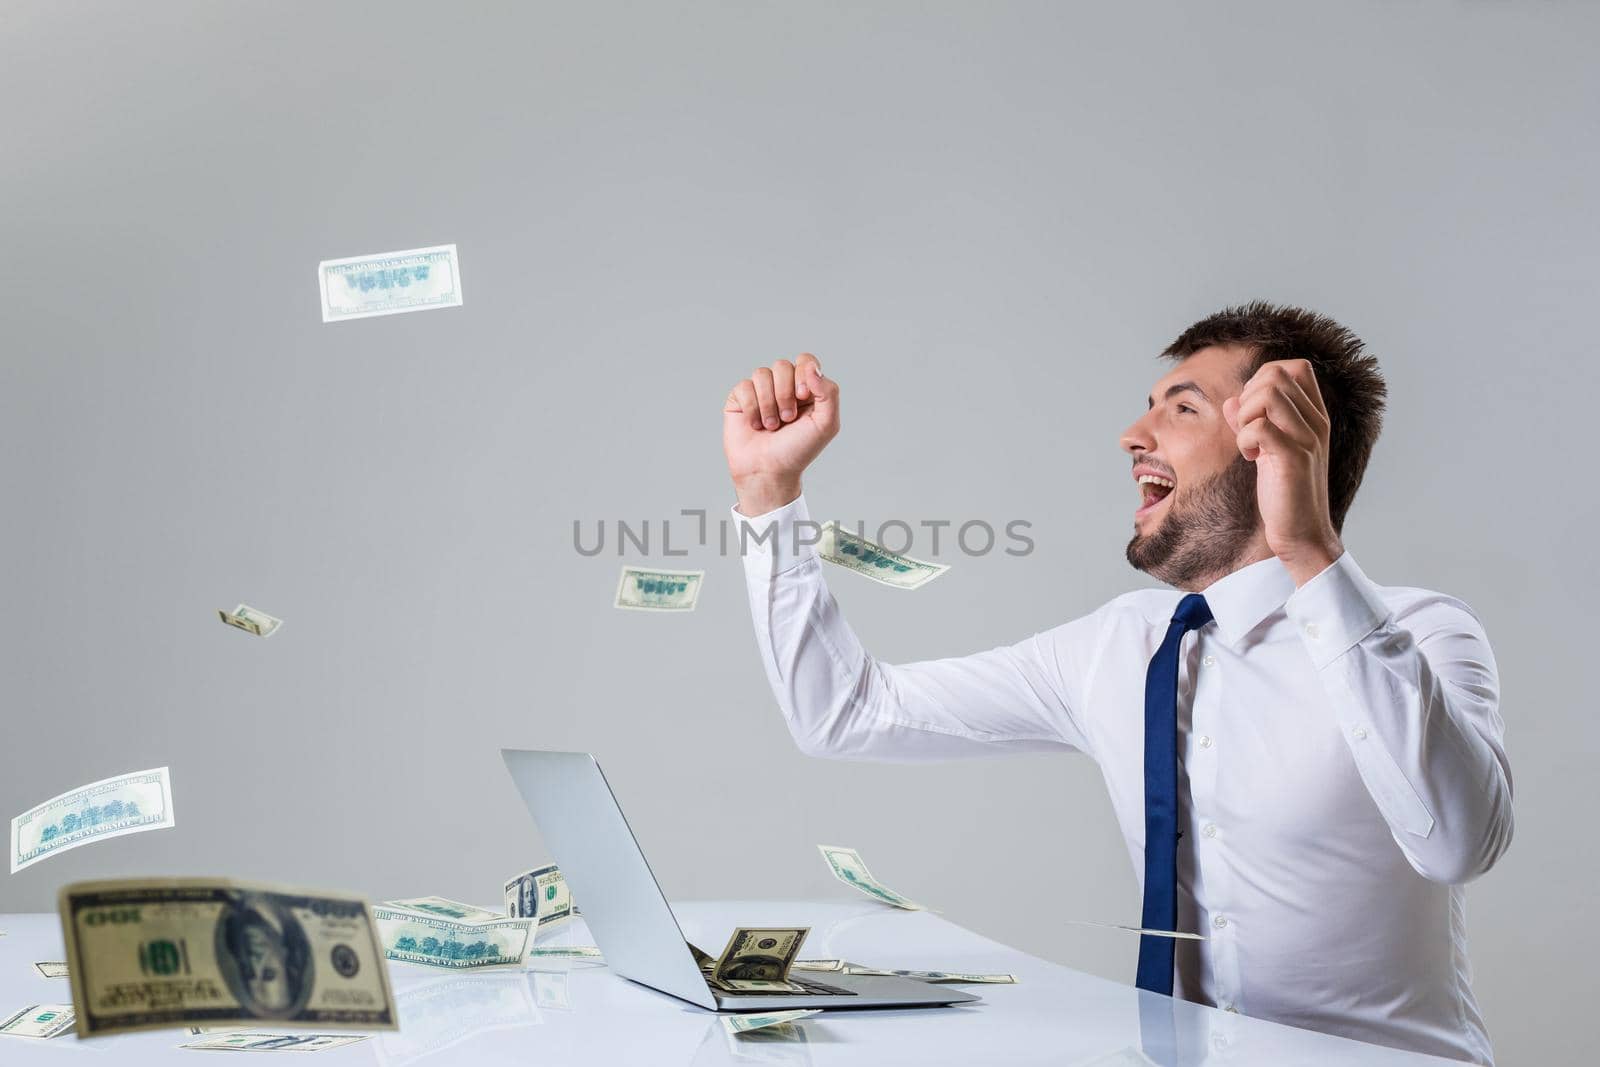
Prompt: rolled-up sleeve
<box><xmin>737</xmin><ymin>495</ymin><xmax>1101</xmax><ymax>762</ymax></box>
<box><xmin>1284</xmin><ymin>551</ymin><xmax>1513</xmax><ymax>884</ymax></box>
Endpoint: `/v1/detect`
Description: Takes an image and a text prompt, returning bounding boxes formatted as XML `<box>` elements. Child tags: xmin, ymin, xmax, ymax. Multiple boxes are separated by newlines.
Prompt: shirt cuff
<box><xmin>733</xmin><ymin>494</ymin><xmax>822</xmax><ymax>580</ymax></box>
<box><xmin>1283</xmin><ymin>550</ymin><xmax>1391</xmax><ymax>670</ymax></box>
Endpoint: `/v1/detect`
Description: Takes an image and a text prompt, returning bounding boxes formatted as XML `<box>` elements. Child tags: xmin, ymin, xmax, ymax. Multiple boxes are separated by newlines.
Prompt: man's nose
<box><xmin>1120</xmin><ymin>413</ymin><xmax>1155</xmax><ymax>455</ymax></box>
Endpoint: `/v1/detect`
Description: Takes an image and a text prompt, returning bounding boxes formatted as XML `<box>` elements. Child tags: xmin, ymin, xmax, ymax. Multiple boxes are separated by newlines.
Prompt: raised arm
<box><xmin>1284</xmin><ymin>554</ymin><xmax>1514</xmax><ymax>884</ymax></box>
<box><xmin>723</xmin><ymin>356</ymin><xmax>1098</xmax><ymax>762</ymax></box>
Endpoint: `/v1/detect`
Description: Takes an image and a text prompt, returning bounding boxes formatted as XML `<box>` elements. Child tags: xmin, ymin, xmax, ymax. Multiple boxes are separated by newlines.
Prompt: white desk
<box><xmin>0</xmin><ymin>900</ymin><xmax>1461</xmax><ymax>1065</ymax></box>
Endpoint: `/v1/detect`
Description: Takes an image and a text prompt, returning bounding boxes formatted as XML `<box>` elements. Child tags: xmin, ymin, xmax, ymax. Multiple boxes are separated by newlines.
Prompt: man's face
<box><xmin>1120</xmin><ymin>345</ymin><xmax>1262</xmax><ymax>589</ymax></box>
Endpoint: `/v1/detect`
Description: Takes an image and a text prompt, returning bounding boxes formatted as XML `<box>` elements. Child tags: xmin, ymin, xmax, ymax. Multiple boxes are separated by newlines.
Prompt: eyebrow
<box><xmin>1147</xmin><ymin>381</ymin><xmax>1211</xmax><ymax>409</ymax></box>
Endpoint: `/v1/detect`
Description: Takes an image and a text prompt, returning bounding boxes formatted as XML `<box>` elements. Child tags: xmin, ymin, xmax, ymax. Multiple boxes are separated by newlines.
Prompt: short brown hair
<box><xmin>1162</xmin><ymin>301</ymin><xmax>1387</xmax><ymax>534</ymax></box>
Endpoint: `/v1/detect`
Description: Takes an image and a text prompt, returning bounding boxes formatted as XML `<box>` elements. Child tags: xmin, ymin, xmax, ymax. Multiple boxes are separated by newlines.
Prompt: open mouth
<box><xmin>1135</xmin><ymin>475</ymin><xmax>1175</xmax><ymax>518</ymax></box>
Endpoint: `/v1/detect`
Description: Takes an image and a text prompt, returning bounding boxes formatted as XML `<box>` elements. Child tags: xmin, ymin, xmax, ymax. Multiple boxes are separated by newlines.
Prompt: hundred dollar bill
<box><xmin>614</xmin><ymin>566</ymin><xmax>704</xmax><ymax>611</ymax></box>
<box><xmin>818</xmin><ymin>522</ymin><xmax>949</xmax><ymax>590</ymax></box>
<box><xmin>816</xmin><ymin>845</ymin><xmax>925</xmax><ymax>910</ymax></box>
<box><xmin>180</xmin><ymin>1031</ymin><xmax>372</xmax><ymax>1051</ymax></box>
<box><xmin>723</xmin><ymin>1009</ymin><xmax>821</xmax><ymax>1036</ymax></box>
<box><xmin>0</xmin><ymin>1004</ymin><xmax>75</xmax><ymax>1039</ymax></box>
<box><xmin>220</xmin><ymin>604</ymin><xmax>282</xmax><ymax>637</ymax></box>
<box><xmin>372</xmin><ymin>906</ymin><xmax>534</xmax><ymax>970</ymax></box>
<box><xmin>503</xmin><ymin>864</ymin><xmax>574</xmax><ymax>927</ymax></box>
<box><xmin>527</xmin><ymin>945</ymin><xmax>601</xmax><ymax>959</ymax></box>
<box><xmin>11</xmin><ymin>766</ymin><xmax>176</xmax><ymax>874</ymax></box>
<box><xmin>708</xmin><ymin>928</ymin><xmax>809</xmax><ymax>993</ymax></box>
<box><xmin>318</xmin><ymin>244</ymin><xmax>463</xmax><ymax>323</ymax></box>
<box><xmin>58</xmin><ymin>877</ymin><xmax>397</xmax><ymax>1038</ymax></box>
<box><xmin>34</xmin><ymin>962</ymin><xmax>69</xmax><ymax>979</ymax></box>
<box><xmin>842</xmin><ymin>966</ymin><xmax>1017</xmax><ymax>983</ymax></box>
<box><xmin>1065</xmin><ymin>919</ymin><xmax>1206</xmax><ymax>940</ymax></box>
<box><xmin>382</xmin><ymin>898</ymin><xmax>505</xmax><ymax>924</ymax></box>
<box><xmin>789</xmin><ymin>959</ymin><xmax>845</xmax><ymax>972</ymax></box>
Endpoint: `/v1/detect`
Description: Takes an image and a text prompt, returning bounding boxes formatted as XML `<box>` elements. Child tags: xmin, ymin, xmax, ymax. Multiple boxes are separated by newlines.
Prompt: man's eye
<box><xmin>1177</xmin><ymin>404</ymin><xmax>1196</xmax><ymax>414</ymax></box>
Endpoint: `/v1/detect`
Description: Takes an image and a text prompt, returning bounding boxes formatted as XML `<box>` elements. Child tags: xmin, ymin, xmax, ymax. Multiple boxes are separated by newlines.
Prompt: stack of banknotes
<box><xmin>370</xmin><ymin>864</ymin><xmax>577</xmax><ymax>971</ymax></box>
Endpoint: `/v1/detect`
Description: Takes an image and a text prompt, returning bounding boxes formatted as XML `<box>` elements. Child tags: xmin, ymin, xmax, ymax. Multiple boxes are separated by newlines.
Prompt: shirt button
<box><xmin>1202</xmin><ymin>654</ymin><xmax>1216</xmax><ymax>667</ymax></box>
<box><xmin>1213</xmin><ymin>1035</ymin><xmax>1228</xmax><ymax>1051</ymax></box>
<box><xmin>1353</xmin><ymin>726</ymin><xmax>1368</xmax><ymax>740</ymax></box>
<box><xmin>1303</xmin><ymin>621</ymin><xmax>1320</xmax><ymax>639</ymax></box>
<box><xmin>1203</xmin><ymin>823</ymin><xmax>1217</xmax><ymax>838</ymax></box>
<box><xmin>1199</xmin><ymin>735</ymin><xmax>1213</xmax><ymax>749</ymax></box>
<box><xmin>1212</xmin><ymin>915</ymin><xmax>1228</xmax><ymax>929</ymax></box>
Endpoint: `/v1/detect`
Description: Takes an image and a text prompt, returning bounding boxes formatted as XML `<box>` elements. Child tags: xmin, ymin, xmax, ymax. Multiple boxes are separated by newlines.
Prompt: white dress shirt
<box><xmin>737</xmin><ymin>496</ymin><xmax>1512</xmax><ymax>1065</ymax></box>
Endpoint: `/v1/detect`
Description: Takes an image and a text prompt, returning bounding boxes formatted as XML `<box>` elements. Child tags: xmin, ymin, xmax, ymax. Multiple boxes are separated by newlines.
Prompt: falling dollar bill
<box><xmin>372</xmin><ymin>905</ymin><xmax>534</xmax><ymax>970</ymax></box>
<box><xmin>58</xmin><ymin>877</ymin><xmax>397</xmax><ymax>1038</ymax></box>
<box><xmin>180</xmin><ymin>1031</ymin><xmax>373</xmax><ymax>1051</ymax></box>
<box><xmin>318</xmin><ymin>244</ymin><xmax>463</xmax><ymax>323</ymax></box>
<box><xmin>528</xmin><ymin>945</ymin><xmax>601</xmax><ymax>959</ymax></box>
<box><xmin>723</xmin><ymin>1009</ymin><xmax>822</xmax><ymax>1036</ymax></box>
<box><xmin>0</xmin><ymin>1004</ymin><xmax>75</xmax><ymax>1039</ymax></box>
<box><xmin>707</xmin><ymin>928</ymin><xmax>809</xmax><ymax>994</ymax></box>
<box><xmin>219</xmin><ymin>604</ymin><xmax>283</xmax><ymax>637</ymax></box>
<box><xmin>816</xmin><ymin>845</ymin><xmax>925</xmax><ymax>910</ymax></box>
<box><xmin>11</xmin><ymin>766</ymin><xmax>176</xmax><ymax>874</ymax></box>
<box><xmin>614</xmin><ymin>566</ymin><xmax>704</xmax><ymax>611</ymax></box>
<box><xmin>1065</xmin><ymin>919</ymin><xmax>1207</xmax><ymax>940</ymax></box>
<box><xmin>818</xmin><ymin>522</ymin><xmax>949</xmax><ymax>590</ymax></box>
<box><xmin>842</xmin><ymin>966</ymin><xmax>1017</xmax><ymax>983</ymax></box>
<box><xmin>33</xmin><ymin>962</ymin><xmax>68</xmax><ymax>979</ymax></box>
<box><xmin>502</xmin><ymin>864</ymin><xmax>575</xmax><ymax>927</ymax></box>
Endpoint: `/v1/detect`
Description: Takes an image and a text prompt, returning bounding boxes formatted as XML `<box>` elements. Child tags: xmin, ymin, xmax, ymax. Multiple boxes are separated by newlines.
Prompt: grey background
<box><xmin>2</xmin><ymin>1</ymin><xmax>1595</xmax><ymax>1061</ymax></box>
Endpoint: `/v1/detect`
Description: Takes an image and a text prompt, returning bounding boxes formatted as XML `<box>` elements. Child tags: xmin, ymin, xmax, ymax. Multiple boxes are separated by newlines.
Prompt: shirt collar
<box><xmin>1196</xmin><ymin>553</ymin><xmax>1299</xmax><ymax>649</ymax></box>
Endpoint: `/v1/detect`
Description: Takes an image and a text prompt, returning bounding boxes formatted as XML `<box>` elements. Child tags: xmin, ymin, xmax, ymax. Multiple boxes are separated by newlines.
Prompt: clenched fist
<box><xmin>723</xmin><ymin>353</ymin><xmax>840</xmax><ymax>516</ymax></box>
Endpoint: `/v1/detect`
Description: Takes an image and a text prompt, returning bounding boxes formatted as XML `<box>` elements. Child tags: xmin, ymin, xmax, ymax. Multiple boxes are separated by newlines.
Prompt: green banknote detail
<box><xmin>818</xmin><ymin>523</ymin><xmax>949</xmax><ymax>590</ymax></box>
<box><xmin>57</xmin><ymin>877</ymin><xmax>396</xmax><ymax>1038</ymax></box>
<box><xmin>816</xmin><ymin>845</ymin><xmax>926</xmax><ymax>910</ymax></box>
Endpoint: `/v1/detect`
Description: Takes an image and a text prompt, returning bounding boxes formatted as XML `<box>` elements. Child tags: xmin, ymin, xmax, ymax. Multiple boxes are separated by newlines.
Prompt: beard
<box><xmin>1125</xmin><ymin>455</ymin><xmax>1260</xmax><ymax>589</ymax></box>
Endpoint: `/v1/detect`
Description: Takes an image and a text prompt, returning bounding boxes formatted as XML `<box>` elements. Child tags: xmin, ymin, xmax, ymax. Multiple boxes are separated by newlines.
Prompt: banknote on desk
<box><xmin>372</xmin><ymin>900</ymin><xmax>535</xmax><ymax>970</ymax></box>
<box><xmin>842</xmin><ymin>965</ymin><xmax>1017</xmax><ymax>983</ymax></box>
<box><xmin>0</xmin><ymin>1005</ymin><xmax>75</xmax><ymax>1039</ymax></box>
<box><xmin>503</xmin><ymin>864</ymin><xmax>575</xmax><ymax>927</ymax></box>
<box><xmin>180</xmin><ymin>1031</ymin><xmax>373</xmax><ymax>1052</ymax></box>
<box><xmin>58</xmin><ymin>877</ymin><xmax>396</xmax><ymax>1038</ymax></box>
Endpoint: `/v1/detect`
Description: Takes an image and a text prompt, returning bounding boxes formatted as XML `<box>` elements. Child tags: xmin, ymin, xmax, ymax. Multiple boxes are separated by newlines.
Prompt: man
<box><xmin>721</xmin><ymin>303</ymin><xmax>1511</xmax><ymax>1064</ymax></box>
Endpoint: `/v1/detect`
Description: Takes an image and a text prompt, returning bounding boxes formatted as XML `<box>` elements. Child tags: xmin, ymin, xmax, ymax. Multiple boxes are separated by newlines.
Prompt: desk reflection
<box><xmin>691</xmin><ymin>1015</ymin><xmax>816</xmax><ymax>1067</ymax></box>
<box><xmin>374</xmin><ymin>971</ymin><xmax>540</xmax><ymax>1067</ymax></box>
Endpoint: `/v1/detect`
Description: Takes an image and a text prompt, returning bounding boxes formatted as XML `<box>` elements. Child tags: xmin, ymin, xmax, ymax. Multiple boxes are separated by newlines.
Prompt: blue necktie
<box><xmin>1136</xmin><ymin>592</ymin><xmax>1214</xmax><ymax>996</ymax></box>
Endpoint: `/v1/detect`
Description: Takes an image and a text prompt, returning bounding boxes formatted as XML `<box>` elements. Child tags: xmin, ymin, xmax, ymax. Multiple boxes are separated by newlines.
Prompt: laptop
<box><xmin>502</xmin><ymin>749</ymin><xmax>981</xmax><ymax>1013</ymax></box>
